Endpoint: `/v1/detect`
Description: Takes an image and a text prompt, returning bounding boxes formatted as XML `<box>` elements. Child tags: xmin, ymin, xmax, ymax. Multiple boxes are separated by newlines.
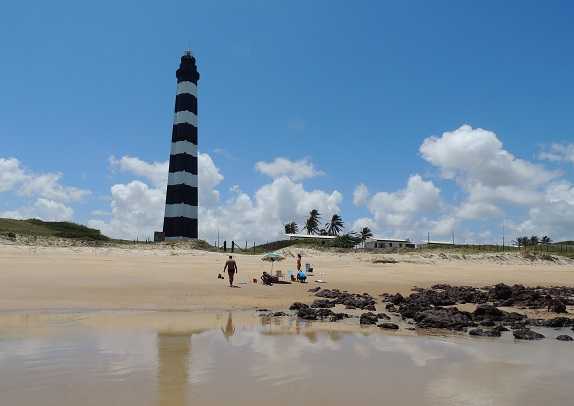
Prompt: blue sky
<box><xmin>1</xmin><ymin>0</ymin><xmax>573</xmax><ymax>243</ymax></box>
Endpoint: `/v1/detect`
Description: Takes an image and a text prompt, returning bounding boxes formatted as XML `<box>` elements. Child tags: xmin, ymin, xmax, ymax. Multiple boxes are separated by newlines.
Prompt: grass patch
<box><xmin>0</xmin><ymin>218</ymin><xmax>109</xmax><ymax>241</ymax></box>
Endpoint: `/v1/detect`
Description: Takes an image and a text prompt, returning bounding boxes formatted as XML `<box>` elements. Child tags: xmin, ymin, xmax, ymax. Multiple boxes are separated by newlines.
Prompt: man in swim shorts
<box><xmin>223</xmin><ymin>255</ymin><xmax>238</xmax><ymax>287</ymax></box>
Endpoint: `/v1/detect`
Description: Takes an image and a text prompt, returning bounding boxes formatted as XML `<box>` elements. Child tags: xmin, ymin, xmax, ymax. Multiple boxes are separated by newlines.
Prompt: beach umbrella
<box><xmin>261</xmin><ymin>251</ymin><xmax>285</xmax><ymax>272</ymax></box>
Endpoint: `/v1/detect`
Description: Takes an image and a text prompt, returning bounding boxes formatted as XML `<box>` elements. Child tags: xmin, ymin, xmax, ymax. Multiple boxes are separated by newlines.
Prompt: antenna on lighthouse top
<box><xmin>184</xmin><ymin>49</ymin><xmax>194</xmax><ymax>57</ymax></box>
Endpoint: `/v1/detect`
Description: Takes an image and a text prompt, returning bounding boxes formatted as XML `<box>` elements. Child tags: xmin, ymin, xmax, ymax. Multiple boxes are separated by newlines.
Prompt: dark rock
<box><xmin>311</xmin><ymin>299</ymin><xmax>336</xmax><ymax>308</ymax></box>
<box><xmin>297</xmin><ymin>307</ymin><xmax>317</xmax><ymax>320</ymax></box>
<box><xmin>329</xmin><ymin>313</ymin><xmax>350</xmax><ymax>322</ymax></box>
<box><xmin>388</xmin><ymin>293</ymin><xmax>405</xmax><ymax>305</ymax></box>
<box><xmin>289</xmin><ymin>302</ymin><xmax>309</xmax><ymax>311</ymax></box>
<box><xmin>308</xmin><ymin>287</ymin><xmax>321</xmax><ymax>293</ymax></box>
<box><xmin>256</xmin><ymin>308</ymin><xmax>270</xmax><ymax>312</ymax></box>
<box><xmin>360</xmin><ymin>312</ymin><xmax>379</xmax><ymax>325</ymax></box>
<box><xmin>556</xmin><ymin>335</ymin><xmax>573</xmax><ymax>341</ymax></box>
<box><xmin>272</xmin><ymin>311</ymin><xmax>287</xmax><ymax>317</ymax></box>
<box><xmin>414</xmin><ymin>307</ymin><xmax>474</xmax><ymax>330</ymax></box>
<box><xmin>494</xmin><ymin>325</ymin><xmax>509</xmax><ymax>333</ymax></box>
<box><xmin>480</xmin><ymin>320</ymin><xmax>496</xmax><ymax>327</ymax></box>
<box><xmin>550</xmin><ymin>299</ymin><xmax>567</xmax><ymax>314</ymax></box>
<box><xmin>492</xmin><ymin>283</ymin><xmax>513</xmax><ymax>300</ymax></box>
<box><xmin>364</xmin><ymin>304</ymin><xmax>377</xmax><ymax>311</ymax></box>
<box><xmin>469</xmin><ymin>328</ymin><xmax>501</xmax><ymax>337</ymax></box>
<box><xmin>398</xmin><ymin>303</ymin><xmax>431</xmax><ymax>319</ymax></box>
<box><xmin>315</xmin><ymin>308</ymin><xmax>335</xmax><ymax>319</ymax></box>
<box><xmin>544</xmin><ymin>317</ymin><xmax>574</xmax><ymax>328</ymax></box>
<box><xmin>473</xmin><ymin>304</ymin><xmax>506</xmax><ymax>321</ymax></box>
<box><xmin>513</xmin><ymin>329</ymin><xmax>545</xmax><ymax>340</ymax></box>
<box><xmin>377</xmin><ymin>313</ymin><xmax>391</xmax><ymax>320</ymax></box>
<box><xmin>385</xmin><ymin>303</ymin><xmax>397</xmax><ymax>312</ymax></box>
<box><xmin>379</xmin><ymin>322</ymin><xmax>399</xmax><ymax>330</ymax></box>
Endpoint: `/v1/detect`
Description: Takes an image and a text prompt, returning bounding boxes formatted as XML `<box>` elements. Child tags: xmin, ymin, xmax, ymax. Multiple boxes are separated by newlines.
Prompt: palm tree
<box><xmin>529</xmin><ymin>235</ymin><xmax>540</xmax><ymax>246</ymax></box>
<box><xmin>359</xmin><ymin>227</ymin><xmax>373</xmax><ymax>248</ymax></box>
<box><xmin>541</xmin><ymin>235</ymin><xmax>552</xmax><ymax>244</ymax></box>
<box><xmin>284</xmin><ymin>222</ymin><xmax>298</xmax><ymax>235</ymax></box>
<box><xmin>326</xmin><ymin>214</ymin><xmax>344</xmax><ymax>236</ymax></box>
<box><xmin>360</xmin><ymin>227</ymin><xmax>373</xmax><ymax>241</ymax></box>
<box><xmin>304</xmin><ymin>209</ymin><xmax>321</xmax><ymax>235</ymax></box>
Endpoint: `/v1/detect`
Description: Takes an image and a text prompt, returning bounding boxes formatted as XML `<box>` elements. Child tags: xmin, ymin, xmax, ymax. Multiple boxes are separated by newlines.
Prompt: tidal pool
<box><xmin>1</xmin><ymin>311</ymin><xmax>573</xmax><ymax>406</ymax></box>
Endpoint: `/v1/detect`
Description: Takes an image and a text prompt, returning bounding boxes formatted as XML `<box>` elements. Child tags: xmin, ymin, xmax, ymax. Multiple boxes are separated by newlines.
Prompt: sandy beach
<box><xmin>1</xmin><ymin>241</ymin><xmax>574</xmax><ymax>314</ymax></box>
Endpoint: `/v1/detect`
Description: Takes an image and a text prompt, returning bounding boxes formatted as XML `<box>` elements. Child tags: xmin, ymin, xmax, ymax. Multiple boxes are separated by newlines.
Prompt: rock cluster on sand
<box><xmin>556</xmin><ymin>335</ymin><xmax>573</xmax><ymax>341</ymax></box>
<box><xmin>315</xmin><ymin>289</ymin><xmax>377</xmax><ymax>310</ymax></box>
<box><xmin>290</xmin><ymin>302</ymin><xmax>350</xmax><ymax>322</ymax></box>
<box><xmin>513</xmin><ymin>329</ymin><xmax>545</xmax><ymax>340</ymax></box>
<box><xmin>378</xmin><ymin>283</ymin><xmax>574</xmax><ymax>338</ymax></box>
<box><xmin>285</xmin><ymin>285</ymin><xmax>574</xmax><ymax>341</ymax></box>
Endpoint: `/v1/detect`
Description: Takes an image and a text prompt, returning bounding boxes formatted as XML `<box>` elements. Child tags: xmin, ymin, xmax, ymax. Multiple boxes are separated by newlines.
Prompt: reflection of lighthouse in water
<box><xmin>163</xmin><ymin>51</ymin><xmax>200</xmax><ymax>240</ymax></box>
<box><xmin>157</xmin><ymin>333</ymin><xmax>191</xmax><ymax>406</ymax></box>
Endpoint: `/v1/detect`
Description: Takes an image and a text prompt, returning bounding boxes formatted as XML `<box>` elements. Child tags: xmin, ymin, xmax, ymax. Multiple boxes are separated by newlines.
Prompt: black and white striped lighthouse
<box><xmin>163</xmin><ymin>51</ymin><xmax>200</xmax><ymax>240</ymax></box>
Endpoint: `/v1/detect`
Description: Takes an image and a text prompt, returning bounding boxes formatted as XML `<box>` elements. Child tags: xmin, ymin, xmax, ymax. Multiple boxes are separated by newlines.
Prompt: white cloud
<box><xmin>512</xmin><ymin>181</ymin><xmax>574</xmax><ymax>241</ymax></box>
<box><xmin>420</xmin><ymin>125</ymin><xmax>555</xmax><ymax>187</ymax></box>
<box><xmin>0</xmin><ymin>157</ymin><xmax>89</xmax><ymax>202</ymax></box>
<box><xmin>200</xmin><ymin>175</ymin><xmax>342</xmax><ymax>243</ymax></box>
<box><xmin>0</xmin><ymin>158</ymin><xmax>27</xmax><ymax>192</ymax></box>
<box><xmin>367</xmin><ymin>175</ymin><xmax>441</xmax><ymax>227</ymax></box>
<box><xmin>420</xmin><ymin>124</ymin><xmax>558</xmax><ymax>208</ymax></box>
<box><xmin>538</xmin><ymin>143</ymin><xmax>574</xmax><ymax>164</ymax></box>
<box><xmin>255</xmin><ymin>157</ymin><xmax>323</xmax><ymax>181</ymax></box>
<box><xmin>350</xmin><ymin>175</ymin><xmax>442</xmax><ymax>240</ymax></box>
<box><xmin>88</xmin><ymin>180</ymin><xmax>165</xmax><ymax>239</ymax></box>
<box><xmin>110</xmin><ymin>156</ymin><xmax>169</xmax><ymax>188</ymax></box>
<box><xmin>91</xmin><ymin>154</ymin><xmax>340</xmax><ymax>241</ymax></box>
<box><xmin>89</xmin><ymin>153</ymin><xmax>225</xmax><ymax>239</ymax></box>
<box><xmin>353</xmin><ymin>183</ymin><xmax>369</xmax><ymax>206</ymax></box>
<box><xmin>1</xmin><ymin>198</ymin><xmax>74</xmax><ymax>221</ymax></box>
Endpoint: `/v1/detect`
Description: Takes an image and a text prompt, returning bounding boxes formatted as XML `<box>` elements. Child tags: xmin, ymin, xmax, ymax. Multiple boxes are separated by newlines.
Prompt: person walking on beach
<box><xmin>297</xmin><ymin>253</ymin><xmax>302</xmax><ymax>272</ymax></box>
<box><xmin>223</xmin><ymin>255</ymin><xmax>238</xmax><ymax>287</ymax></box>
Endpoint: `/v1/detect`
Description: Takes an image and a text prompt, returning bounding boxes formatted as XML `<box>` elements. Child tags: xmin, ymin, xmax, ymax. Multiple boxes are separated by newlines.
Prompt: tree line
<box><xmin>514</xmin><ymin>235</ymin><xmax>552</xmax><ymax>247</ymax></box>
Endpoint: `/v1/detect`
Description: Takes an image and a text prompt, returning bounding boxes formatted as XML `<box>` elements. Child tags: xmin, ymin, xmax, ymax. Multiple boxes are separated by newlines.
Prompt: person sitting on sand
<box><xmin>297</xmin><ymin>269</ymin><xmax>307</xmax><ymax>283</ymax></box>
<box><xmin>223</xmin><ymin>255</ymin><xmax>238</xmax><ymax>287</ymax></box>
<box><xmin>261</xmin><ymin>271</ymin><xmax>278</xmax><ymax>286</ymax></box>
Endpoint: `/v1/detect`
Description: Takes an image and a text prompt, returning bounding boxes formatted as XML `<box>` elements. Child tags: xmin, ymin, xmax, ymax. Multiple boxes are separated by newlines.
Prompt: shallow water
<box><xmin>1</xmin><ymin>312</ymin><xmax>573</xmax><ymax>406</ymax></box>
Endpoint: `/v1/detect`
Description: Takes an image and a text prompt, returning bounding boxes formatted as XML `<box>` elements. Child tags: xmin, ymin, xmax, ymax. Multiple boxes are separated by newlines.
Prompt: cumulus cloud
<box><xmin>538</xmin><ymin>143</ymin><xmax>574</xmax><ymax>164</ymax></box>
<box><xmin>90</xmin><ymin>154</ymin><xmax>340</xmax><ymax>241</ymax></box>
<box><xmin>420</xmin><ymin>125</ymin><xmax>557</xmax><ymax>196</ymax></box>
<box><xmin>88</xmin><ymin>181</ymin><xmax>165</xmax><ymax>239</ymax></box>
<box><xmin>0</xmin><ymin>157</ymin><xmax>88</xmax><ymax>222</ymax></box>
<box><xmin>255</xmin><ymin>157</ymin><xmax>323</xmax><ymax>181</ymax></box>
<box><xmin>110</xmin><ymin>156</ymin><xmax>169</xmax><ymax>188</ymax></box>
<box><xmin>0</xmin><ymin>158</ymin><xmax>27</xmax><ymax>192</ymax></box>
<box><xmin>199</xmin><ymin>175</ymin><xmax>342</xmax><ymax>243</ymax></box>
<box><xmin>353</xmin><ymin>183</ymin><xmax>369</xmax><ymax>206</ymax></box>
<box><xmin>367</xmin><ymin>175</ymin><xmax>441</xmax><ymax>227</ymax></box>
<box><xmin>0</xmin><ymin>157</ymin><xmax>89</xmax><ymax>202</ymax></box>
<box><xmin>89</xmin><ymin>153</ymin><xmax>225</xmax><ymax>239</ymax></box>
<box><xmin>349</xmin><ymin>175</ymin><xmax>441</xmax><ymax>240</ymax></box>
<box><xmin>1</xmin><ymin>198</ymin><xmax>74</xmax><ymax>221</ymax></box>
<box><xmin>512</xmin><ymin>181</ymin><xmax>574</xmax><ymax>240</ymax></box>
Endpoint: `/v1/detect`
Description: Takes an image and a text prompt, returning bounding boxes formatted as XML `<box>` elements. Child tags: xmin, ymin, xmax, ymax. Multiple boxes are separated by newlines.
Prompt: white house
<box><xmin>364</xmin><ymin>237</ymin><xmax>415</xmax><ymax>249</ymax></box>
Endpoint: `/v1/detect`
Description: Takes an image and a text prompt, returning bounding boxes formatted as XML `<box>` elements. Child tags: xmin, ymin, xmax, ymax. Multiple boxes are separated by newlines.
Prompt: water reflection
<box><xmin>1</xmin><ymin>312</ymin><xmax>574</xmax><ymax>406</ymax></box>
<box><xmin>157</xmin><ymin>333</ymin><xmax>191</xmax><ymax>406</ymax></box>
<box><xmin>221</xmin><ymin>313</ymin><xmax>235</xmax><ymax>342</ymax></box>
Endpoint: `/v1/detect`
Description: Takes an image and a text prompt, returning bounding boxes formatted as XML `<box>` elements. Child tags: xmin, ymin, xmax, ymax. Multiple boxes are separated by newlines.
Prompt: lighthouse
<box><xmin>163</xmin><ymin>51</ymin><xmax>200</xmax><ymax>240</ymax></box>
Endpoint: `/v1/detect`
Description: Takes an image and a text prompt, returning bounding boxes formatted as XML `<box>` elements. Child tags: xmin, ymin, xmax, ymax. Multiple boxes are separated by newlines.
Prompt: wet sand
<box><xmin>1</xmin><ymin>243</ymin><xmax>574</xmax><ymax>313</ymax></box>
<box><xmin>1</xmin><ymin>310</ymin><xmax>573</xmax><ymax>406</ymax></box>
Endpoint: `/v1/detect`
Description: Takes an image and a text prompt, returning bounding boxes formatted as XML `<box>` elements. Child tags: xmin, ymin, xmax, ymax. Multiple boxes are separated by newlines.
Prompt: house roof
<box><xmin>285</xmin><ymin>233</ymin><xmax>337</xmax><ymax>239</ymax></box>
<box><xmin>367</xmin><ymin>237</ymin><xmax>411</xmax><ymax>243</ymax></box>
